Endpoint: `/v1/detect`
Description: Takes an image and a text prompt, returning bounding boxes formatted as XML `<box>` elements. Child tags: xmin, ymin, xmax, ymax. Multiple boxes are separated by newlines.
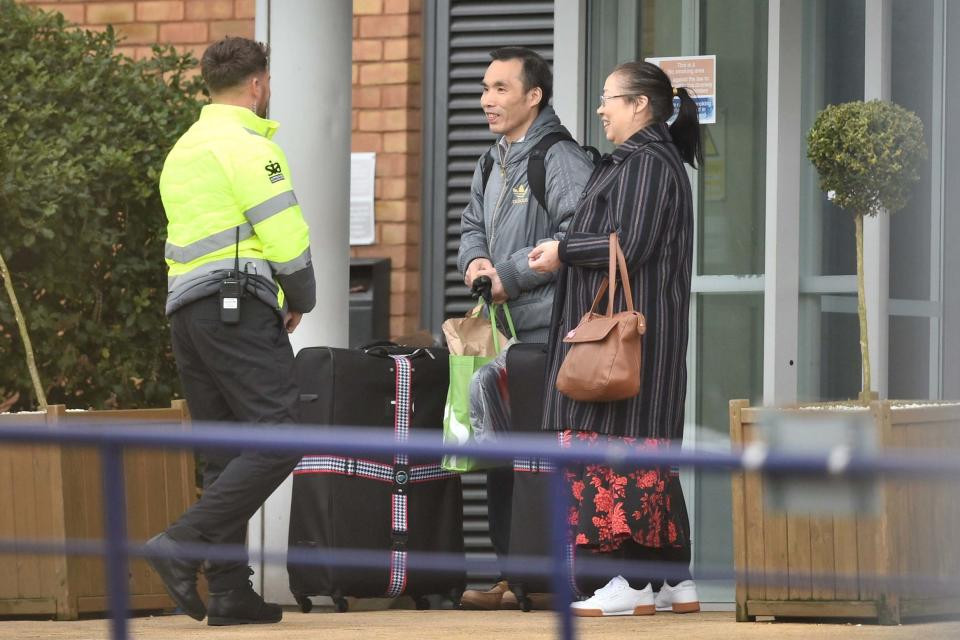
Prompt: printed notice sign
<box><xmin>350</xmin><ymin>152</ymin><xmax>376</xmax><ymax>246</ymax></box>
<box><xmin>645</xmin><ymin>55</ymin><xmax>717</xmax><ymax>124</ymax></box>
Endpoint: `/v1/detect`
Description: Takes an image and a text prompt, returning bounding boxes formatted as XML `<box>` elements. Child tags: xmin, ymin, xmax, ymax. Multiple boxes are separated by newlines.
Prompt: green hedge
<box><xmin>0</xmin><ymin>0</ymin><xmax>205</xmax><ymax>410</ymax></box>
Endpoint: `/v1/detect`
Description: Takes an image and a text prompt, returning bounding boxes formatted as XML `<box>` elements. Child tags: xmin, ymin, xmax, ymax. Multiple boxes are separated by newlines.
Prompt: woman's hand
<box><xmin>528</xmin><ymin>240</ymin><xmax>561</xmax><ymax>274</ymax></box>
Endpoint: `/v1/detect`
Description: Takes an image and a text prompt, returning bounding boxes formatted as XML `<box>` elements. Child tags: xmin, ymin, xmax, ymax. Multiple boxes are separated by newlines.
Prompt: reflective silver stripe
<box><xmin>167</xmin><ymin>257</ymin><xmax>274</xmax><ymax>293</ymax></box>
<box><xmin>269</xmin><ymin>246</ymin><xmax>311</xmax><ymax>276</ymax></box>
<box><xmin>165</xmin><ymin>224</ymin><xmax>254</xmax><ymax>264</ymax></box>
<box><xmin>244</xmin><ymin>191</ymin><xmax>298</xmax><ymax>226</ymax></box>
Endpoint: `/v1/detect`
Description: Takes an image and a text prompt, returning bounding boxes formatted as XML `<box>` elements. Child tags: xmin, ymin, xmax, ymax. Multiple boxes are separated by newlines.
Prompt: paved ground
<box><xmin>1</xmin><ymin>610</ymin><xmax>958</xmax><ymax>640</ymax></box>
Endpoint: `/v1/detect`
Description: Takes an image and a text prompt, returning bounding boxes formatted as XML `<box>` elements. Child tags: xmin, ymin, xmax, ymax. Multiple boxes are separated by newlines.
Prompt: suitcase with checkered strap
<box><xmin>287</xmin><ymin>344</ymin><xmax>465</xmax><ymax>612</ymax></box>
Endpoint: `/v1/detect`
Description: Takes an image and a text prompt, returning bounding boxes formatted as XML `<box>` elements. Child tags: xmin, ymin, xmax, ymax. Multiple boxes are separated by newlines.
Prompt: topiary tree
<box><xmin>807</xmin><ymin>99</ymin><xmax>927</xmax><ymax>402</ymax></box>
<box><xmin>0</xmin><ymin>0</ymin><xmax>205</xmax><ymax>410</ymax></box>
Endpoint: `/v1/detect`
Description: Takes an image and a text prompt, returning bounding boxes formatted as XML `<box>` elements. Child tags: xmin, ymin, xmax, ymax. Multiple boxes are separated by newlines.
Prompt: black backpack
<box><xmin>480</xmin><ymin>132</ymin><xmax>601</xmax><ymax>215</ymax></box>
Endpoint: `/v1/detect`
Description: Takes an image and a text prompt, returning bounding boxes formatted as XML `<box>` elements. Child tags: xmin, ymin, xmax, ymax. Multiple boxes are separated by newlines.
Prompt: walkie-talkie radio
<box><xmin>219</xmin><ymin>226</ymin><xmax>243</xmax><ymax>324</ymax></box>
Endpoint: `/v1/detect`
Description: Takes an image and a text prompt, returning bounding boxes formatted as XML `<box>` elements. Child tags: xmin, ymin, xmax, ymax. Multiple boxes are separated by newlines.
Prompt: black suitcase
<box><xmin>503</xmin><ymin>343</ymin><xmax>571</xmax><ymax>610</ymax></box>
<box><xmin>287</xmin><ymin>344</ymin><xmax>465</xmax><ymax>612</ymax></box>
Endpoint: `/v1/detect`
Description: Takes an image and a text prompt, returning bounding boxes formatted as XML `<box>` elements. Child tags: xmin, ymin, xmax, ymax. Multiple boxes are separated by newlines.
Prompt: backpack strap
<box><xmin>480</xmin><ymin>149</ymin><xmax>495</xmax><ymax>194</ymax></box>
<box><xmin>581</xmin><ymin>145</ymin><xmax>602</xmax><ymax>167</ymax></box>
<box><xmin>527</xmin><ymin>131</ymin><xmax>574</xmax><ymax>215</ymax></box>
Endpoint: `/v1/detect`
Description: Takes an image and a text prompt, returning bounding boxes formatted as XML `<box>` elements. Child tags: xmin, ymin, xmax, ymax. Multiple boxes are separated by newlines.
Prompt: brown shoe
<box><xmin>500</xmin><ymin>589</ymin><xmax>518</xmax><ymax>610</ymax></box>
<box><xmin>461</xmin><ymin>581</ymin><xmax>510</xmax><ymax>610</ymax></box>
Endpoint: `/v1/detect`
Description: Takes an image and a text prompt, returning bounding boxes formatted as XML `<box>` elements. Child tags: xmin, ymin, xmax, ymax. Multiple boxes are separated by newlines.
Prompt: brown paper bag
<box><xmin>441</xmin><ymin>303</ymin><xmax>514</xmax><ymax>356</ymax></box>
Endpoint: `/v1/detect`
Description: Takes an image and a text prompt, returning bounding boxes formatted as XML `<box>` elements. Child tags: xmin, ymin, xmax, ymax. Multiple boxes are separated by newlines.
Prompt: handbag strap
<box><xmin>614</xmin><ymin>236</ymin><xmax>635</xmax><ymax>312</ymax></box>
<box><xmin>588</xmin><ymin>278</ymin><xmax>610</xmax><ymax>315</ymax></box>
<box><xmin>589</xmin><ymin>234</ymin><xmax>635</xmax><ymax>317</ymax></box>
<box><xmin>606</xmin><ymin>234</ymin><xmax>616</xmax><ymax>316</ymax></box>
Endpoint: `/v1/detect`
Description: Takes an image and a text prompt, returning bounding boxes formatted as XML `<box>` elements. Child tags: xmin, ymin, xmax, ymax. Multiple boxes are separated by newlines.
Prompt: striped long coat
<box><xmin>541</xmin><ymin>123</ymin><xmax>693</xmax><ymax>440</ymax></box>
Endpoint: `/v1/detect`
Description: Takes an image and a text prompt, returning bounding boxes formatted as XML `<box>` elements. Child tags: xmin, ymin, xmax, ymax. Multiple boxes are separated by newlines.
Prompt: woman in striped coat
<box><xmin>528</xmin><ymin>61</ymin><xmax>702</xmax><ymax>617</ymax></box>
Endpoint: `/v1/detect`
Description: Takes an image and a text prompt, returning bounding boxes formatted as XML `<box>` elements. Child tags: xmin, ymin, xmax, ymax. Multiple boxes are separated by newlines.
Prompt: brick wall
<box><xmin>21</xmin><ymin>0</ymin><xmax>425</xmax><ymax>339</ymax></box>
<box><xmin>351</xmin><ymin>0</ymin><xmax>423</xmax><ymax>338</ymax></box>
<box><xmin>21</xmin><ymin>0</ymin><xmax>255</xmax><ymax>62</ymax></box>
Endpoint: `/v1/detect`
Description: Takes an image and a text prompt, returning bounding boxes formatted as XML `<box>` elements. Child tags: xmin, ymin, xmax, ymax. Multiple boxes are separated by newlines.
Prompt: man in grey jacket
<box><xmin>458</xmin><ymin>46</ymin><xmax>594</xmax><ymax>610</ymax></box>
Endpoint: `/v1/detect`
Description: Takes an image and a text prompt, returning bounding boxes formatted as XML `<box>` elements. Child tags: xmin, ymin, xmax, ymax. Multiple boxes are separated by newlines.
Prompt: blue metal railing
<box><xmin>1</xmin><ymin>420</ymin><xmax>959</xmax><ymax>639</ymax></box>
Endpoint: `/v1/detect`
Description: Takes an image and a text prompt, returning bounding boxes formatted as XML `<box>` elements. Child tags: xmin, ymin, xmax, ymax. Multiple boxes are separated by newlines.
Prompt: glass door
<box><xmin>691</xmin><ymin>0</ymin><xmax>767</xmax><ymax>606</ymax></box>
<box><xmin>578</xmin><ymin>0</ymin><xmax>954</xmax><ymax>607</ymax></box>
<box><xmin>797</xmin><ymin>0</ymin><xmax>865</xmax><ymax>401</ymax></box>
<box><xmin>798</xmin><ymin>0</ymin><xmax>947</xmax><ymax>402</ymax></box>
<box><xmin>887</xmin><ymin>0</ymin><xmax>947</xmax><ymax>400</ymax></box>
<box><xmin>584</xmin><ymin>0</ymin><xmax>769</xmax><ymax>606</ymax></box>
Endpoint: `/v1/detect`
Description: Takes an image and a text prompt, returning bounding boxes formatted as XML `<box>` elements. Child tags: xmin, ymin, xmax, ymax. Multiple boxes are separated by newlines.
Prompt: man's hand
<box><xmin>464</xmin><ymin>257</ymin><xmax>493</xmax><ymax>287</ymax></box>
<box><xmin>476</xmin><ymin>267</ymin><xmax>507</xmax><ymax>303</ymax></box>
<box><xmin>284</xmin><ymin>310</ymin><xmax>303</xmax><ymax>333</ymax></box>
<box><xmin>528</xmin><ymin>241</ymin><xmax>561</xmax><ymax>274</ymax></box>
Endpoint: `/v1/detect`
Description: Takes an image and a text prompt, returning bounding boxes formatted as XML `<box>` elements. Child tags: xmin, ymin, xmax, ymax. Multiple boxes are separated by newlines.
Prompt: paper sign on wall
<box><xmin>350</xmin><ymin>152</ymin><xmax>376</xmax><ymax>246</ymax></box>
<box><xmin>645</xmin><ymin>55</ymin><xmax>717</xmax><ymax>124</ymax></box>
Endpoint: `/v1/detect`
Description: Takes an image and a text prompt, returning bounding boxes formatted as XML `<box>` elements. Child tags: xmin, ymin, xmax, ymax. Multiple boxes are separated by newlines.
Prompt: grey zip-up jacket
<box><xmin>457</xmin><ymin>107</ymin><xmax>595</xmax><ymax>342</ymax></box>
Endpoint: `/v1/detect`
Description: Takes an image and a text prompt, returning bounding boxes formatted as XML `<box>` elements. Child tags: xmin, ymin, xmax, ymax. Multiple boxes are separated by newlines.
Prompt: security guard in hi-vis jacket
<box><xmin>145</xmin><ymin>36</ymin><xmax>316</xmax><ymax>627</ymax></box>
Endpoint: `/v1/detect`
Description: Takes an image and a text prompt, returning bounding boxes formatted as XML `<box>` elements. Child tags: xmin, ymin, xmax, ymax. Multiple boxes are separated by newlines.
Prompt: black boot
<box><xmin>144</xmin><ymin>533</ymin><xmax>206</xmax><ymax>621</ymax></box>
<box><xmin>207</xmin><ymin>576</ymin><xmax>283</xmax><ymax>626</ymax></box>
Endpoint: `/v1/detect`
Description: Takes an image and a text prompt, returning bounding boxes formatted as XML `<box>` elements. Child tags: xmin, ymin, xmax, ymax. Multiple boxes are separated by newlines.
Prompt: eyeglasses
<box><xmin>598</xmin><ymin>93</ymin><xmax>636</xmax><ymax>107</ymax></box>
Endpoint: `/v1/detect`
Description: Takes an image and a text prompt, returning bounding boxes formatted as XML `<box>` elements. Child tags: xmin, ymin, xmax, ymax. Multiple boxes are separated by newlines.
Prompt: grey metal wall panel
<box><xmin>423</xmin><ymin>0</ymin><xmax>556</xmax><ymax>327</ymax></box>
<box><xmin>422</xmin><ymin>0</ymin><xmax>555</xmax><ymax>589</ymax></box>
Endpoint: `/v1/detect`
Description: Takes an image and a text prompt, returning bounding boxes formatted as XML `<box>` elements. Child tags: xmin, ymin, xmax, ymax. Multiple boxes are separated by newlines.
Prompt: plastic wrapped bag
<box><xmin>468</xmin><ymin>338</ymin><xmax>518</xmax><ymax>444</ymax></box>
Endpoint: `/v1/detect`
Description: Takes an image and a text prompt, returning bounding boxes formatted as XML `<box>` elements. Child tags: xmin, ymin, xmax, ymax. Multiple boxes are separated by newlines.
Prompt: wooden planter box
<box><xmin>730</xmin><ymin>399</ymin><xmax>960</xmax><ymax>624</ymax></box>
<box><xmin>0</xmin><ymin>402</ymin><xmax>196</xmax><ymax>619</ymax></box>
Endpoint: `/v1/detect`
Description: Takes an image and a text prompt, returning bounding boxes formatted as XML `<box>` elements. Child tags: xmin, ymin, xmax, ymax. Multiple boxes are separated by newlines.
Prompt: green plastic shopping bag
<box><xmin>441</xmin><ymin>302</ymin><xmax>515</xmax><ymax>473</ymax></box>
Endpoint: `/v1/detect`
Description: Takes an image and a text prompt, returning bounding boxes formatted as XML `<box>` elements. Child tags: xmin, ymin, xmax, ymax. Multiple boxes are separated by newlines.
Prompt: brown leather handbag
<box><xmin>556</xmin><ymin>234</ymin><xmax>646</xmax><ymax>402</ymax></box>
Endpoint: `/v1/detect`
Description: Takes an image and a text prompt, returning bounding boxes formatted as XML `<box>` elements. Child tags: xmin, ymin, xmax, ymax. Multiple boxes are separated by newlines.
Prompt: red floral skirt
<box><xmin>561</xmin><ymin>430</ymin><xmax>689</xmax><ymax>553</ymax></box>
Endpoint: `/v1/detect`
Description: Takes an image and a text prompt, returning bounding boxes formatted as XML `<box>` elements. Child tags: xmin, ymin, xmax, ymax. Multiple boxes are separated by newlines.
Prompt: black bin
<box><xmin>349</xmin><ymin>257</ymin><xmax>391</xmax><ymax>348</ymax></box>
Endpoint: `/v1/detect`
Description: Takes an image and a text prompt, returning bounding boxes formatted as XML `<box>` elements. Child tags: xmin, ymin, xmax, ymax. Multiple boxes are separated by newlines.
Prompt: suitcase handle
<box><xmin>359</xmin><ymin>340</ymin><xmax>398</xmax><ymax>350</ymax></box>
<box><xmin>365</xmin><ymin>345</ymin><xmax>438</xmax><ymax>361</ymax></box>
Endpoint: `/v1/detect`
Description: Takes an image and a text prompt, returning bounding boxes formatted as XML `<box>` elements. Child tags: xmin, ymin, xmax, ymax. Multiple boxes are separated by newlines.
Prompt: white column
<box><xmin>929</xmin><ymin>0</ymin><xmax>947</xmax><ymax>399</ymax></box>
<box><xmin>248</xmin><ymin>0</ymin><xmax>352</xmax><ymax>604</ymax></box>
<box><xmin>863</xmin><ymin>0</ymin><xmax>891</xmax><ymax>399</ymax></box>
<box><xmin>762</xmin><ymin>0</ymin><xmax>802</xmax><ymax>405</ymax></box>
<box><xmin>552</xmin><ymin>0</ymin><xmax>586</xmax><ymax>140</ymax></box>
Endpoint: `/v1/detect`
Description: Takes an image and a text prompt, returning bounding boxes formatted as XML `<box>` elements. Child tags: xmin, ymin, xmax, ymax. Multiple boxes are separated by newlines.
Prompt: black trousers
<box><xmin>486</xmin><ymin>465</ymin><xmax>514</xmax><ymax>575</ymax></box>
<box><xmin>167</xmin><ymin>295</ymin><xmax>302</xmax><ymax>591</ymax></box>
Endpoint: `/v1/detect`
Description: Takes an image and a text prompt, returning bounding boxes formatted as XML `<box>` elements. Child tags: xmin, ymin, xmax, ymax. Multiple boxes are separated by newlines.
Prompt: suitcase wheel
<box><xmin>295</xmin><ymin>596</ymin><xmax>312</xmax><ymax>614</ymax></box>
<box><xmin>414</xmin><ymin>596</ymin><xmax>430</xmax><ymax>611</ymax></box>
<box><xmin>334</xmin><ymin>596</ymin><xmax>349</xmax><ymax>613</ymax></box>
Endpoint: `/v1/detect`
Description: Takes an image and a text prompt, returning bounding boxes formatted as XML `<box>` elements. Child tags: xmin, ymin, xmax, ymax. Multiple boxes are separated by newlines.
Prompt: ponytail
<box><xmin>670</xmin><ymin>86</ymin><xmax>703</xmax><ymax>169</ymax></box>
<box><xmin>613</xmin><ymin>61</ymin><xmax>704</xmax><ymax>169</ymax></box>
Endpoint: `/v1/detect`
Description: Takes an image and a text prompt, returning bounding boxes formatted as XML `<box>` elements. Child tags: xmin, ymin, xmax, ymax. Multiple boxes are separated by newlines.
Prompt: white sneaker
<box><xmin>654</xmin><ymin>579</ymin><xmax>701</xmax><ymax>613</ymax></box>
<box><xmin>570</xmin><ymin>576</ymin><xmax>655</xmax><ymax>617</ymax></box>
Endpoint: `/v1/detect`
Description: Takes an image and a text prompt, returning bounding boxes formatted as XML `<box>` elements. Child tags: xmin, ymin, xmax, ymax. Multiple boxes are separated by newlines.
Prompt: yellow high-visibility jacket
<box><xmin>160</xmin><ymin>104</ymin><xmax>316</xmax><ymax>316</ymax></box>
